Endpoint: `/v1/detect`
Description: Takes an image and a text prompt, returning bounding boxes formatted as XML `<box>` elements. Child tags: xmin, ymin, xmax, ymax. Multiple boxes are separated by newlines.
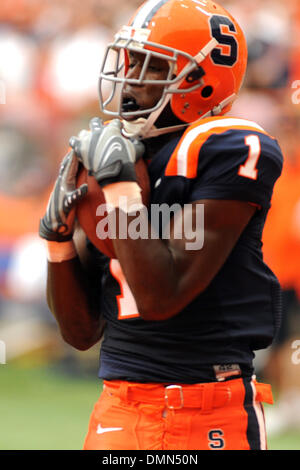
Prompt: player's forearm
<box><xmin>111</xmin><ymin>200</ymin><xmax>257</xmax><ymax>321</ymax></box>
<box><xmin>111</xmin><ymin>211</ymin><xmax>184</xmax><ymax>321</ymax></box>
<box><xmin>47</xmin><ymin>257</ymin><xmax>104</xmax><ymax>350</ymax></box>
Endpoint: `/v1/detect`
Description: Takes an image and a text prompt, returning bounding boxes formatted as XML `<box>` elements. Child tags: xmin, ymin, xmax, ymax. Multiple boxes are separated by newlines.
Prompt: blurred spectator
<box><xmin>42</xmin><ymin>25</ymin><xmax>111</xmax><ymax>113</ymax></box>
<box><xmin>260</xmin><ymin>106</ymin><xmax>300</xmax><ymax>435</ymax></box>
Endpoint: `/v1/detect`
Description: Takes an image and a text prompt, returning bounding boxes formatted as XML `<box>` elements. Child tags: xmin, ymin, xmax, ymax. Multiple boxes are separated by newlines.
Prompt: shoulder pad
<box><xmin>165</xmin><ymin>116</ymin><xmax>270</xmax><ymax>178</ymax></box>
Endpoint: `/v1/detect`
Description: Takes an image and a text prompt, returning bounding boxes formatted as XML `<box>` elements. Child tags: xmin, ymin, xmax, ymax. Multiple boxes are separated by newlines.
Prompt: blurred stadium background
<box><xmin>0</xmin><ymin>0</ymin><xmax>300</xmax><ymax>450</ymax></box>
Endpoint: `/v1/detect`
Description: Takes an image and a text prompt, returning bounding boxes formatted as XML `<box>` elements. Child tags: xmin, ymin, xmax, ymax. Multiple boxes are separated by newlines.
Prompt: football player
<box><xmin>39</xmin><ymin>0</ymin><xmax>283</xmax><ymax>450</ymax></box>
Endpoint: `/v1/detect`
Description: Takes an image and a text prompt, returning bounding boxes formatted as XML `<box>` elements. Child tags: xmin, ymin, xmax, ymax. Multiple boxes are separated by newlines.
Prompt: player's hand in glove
<box><xmin>39</xmin><ymin>150</ymin><xmax>88</xmax><ymax>242</ymax></box>
<box><xmin>69</xmin><ymin>118</ymin><xmax>145</xmax><ymax>188</ymax></box>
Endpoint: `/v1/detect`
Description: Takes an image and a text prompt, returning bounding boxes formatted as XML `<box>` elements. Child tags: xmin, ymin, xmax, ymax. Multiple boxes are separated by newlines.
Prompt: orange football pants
<box><xmin>83</xmin><ymin>376</ymin><xmax>273</xmax><ymax>450</ymax></box>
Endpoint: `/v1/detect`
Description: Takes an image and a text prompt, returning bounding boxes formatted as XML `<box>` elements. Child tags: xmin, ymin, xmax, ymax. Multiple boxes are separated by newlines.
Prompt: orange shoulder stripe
<box><xmin>165</xmin><ymin>117</ymin><xmax>269</xmax><ymax>179</ymax></box>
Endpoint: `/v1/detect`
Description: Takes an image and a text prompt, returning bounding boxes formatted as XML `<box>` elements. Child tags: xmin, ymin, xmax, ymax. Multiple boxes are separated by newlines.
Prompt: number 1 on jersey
<box><xmin>110</xmin><ymin>259</ymin><xmax>140</xmax><ymax>320</ymax></box>
<box><xmin>238</xmin><ymin>134</ymin><xmax>261</xmax><ymax>180</ymax></box>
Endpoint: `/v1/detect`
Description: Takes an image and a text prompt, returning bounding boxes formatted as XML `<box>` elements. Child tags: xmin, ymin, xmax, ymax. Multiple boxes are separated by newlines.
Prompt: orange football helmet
<box><xmin>98</xmin><ymin>0</ymin><xmax>248</xmax><ymax>137</ymax></box>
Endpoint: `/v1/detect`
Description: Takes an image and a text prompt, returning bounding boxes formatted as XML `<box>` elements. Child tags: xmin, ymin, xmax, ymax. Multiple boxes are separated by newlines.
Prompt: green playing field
<box><xmin>0</xmin><ymin>363</ymin><xmax>100</xmax><ymax>450</ymax></box>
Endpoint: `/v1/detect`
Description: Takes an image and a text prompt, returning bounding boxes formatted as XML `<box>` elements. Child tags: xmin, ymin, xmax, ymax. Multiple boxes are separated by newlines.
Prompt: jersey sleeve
<box><xmin>187</xmin><ymin>129</ymin><xmax>283</xmax><ymax>209</ymax></box>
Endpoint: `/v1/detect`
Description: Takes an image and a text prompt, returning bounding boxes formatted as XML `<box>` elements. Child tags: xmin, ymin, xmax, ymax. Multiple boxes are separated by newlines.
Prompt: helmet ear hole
<box><xmin>201</xmin><ymin>85</ymin><xmax>214</xmax><ymax>98</ymax></box>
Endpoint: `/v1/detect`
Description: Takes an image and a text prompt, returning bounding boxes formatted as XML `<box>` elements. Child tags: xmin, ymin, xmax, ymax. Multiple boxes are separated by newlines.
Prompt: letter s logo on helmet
<box><xmin>98</xmin><ymin>0</ymin><xmax>247</xmax><ymax>138</ymax></box>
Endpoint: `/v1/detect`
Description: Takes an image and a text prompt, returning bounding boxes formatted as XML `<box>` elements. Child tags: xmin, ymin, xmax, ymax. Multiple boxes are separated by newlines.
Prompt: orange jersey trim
<box><xmin>109</xmin><ymin>259</ymin><xmax>140</xmax><ymax>320</ymax></box>
<box><xmin>165</xmin><ymin>117</ymin><xmax>270</xmax><ymax>179</ymax></box>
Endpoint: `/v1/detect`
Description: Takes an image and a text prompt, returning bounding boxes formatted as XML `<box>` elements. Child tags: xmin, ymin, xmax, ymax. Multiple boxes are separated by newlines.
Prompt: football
<box><xmin>76</xmin><ymin>158</ymin><xmax>150</xmax><ymax>258</ymax></box>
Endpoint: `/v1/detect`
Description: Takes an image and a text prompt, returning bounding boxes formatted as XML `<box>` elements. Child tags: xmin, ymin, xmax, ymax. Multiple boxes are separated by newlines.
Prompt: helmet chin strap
<box><xmin>121</xmin><ymin>37</ymin><xmax>236</xmax><ymax>140</ymax></box>
<box><xmin>201</xmin><ymin>93</ymin><xmax>237</xmax><ymax>119</ymax></box>
<box><xmin>122</xmin><ymin>118</ymin><xmax>149</xmax><ymax>139</ymax></box>
<box><xmin>122</xmin><ymin>118</ymin><xmax>188</xmax><ymax>139</ymax></box>
<box><xmin>122</xmin><ymin>93</ymin><xmax>237</xmax><ymax>139</ymax></box>
<box><xmin>122</xmin><ymin>93</ymin><xmax>185</xmax><ymax>139</ymax></box>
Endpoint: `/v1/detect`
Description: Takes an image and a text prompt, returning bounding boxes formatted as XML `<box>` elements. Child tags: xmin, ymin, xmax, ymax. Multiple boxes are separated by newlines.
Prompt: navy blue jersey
<box><xmin>92</xmin><ymin>116</ymin><xmax>283</xmax><ymax>384</ymax></box>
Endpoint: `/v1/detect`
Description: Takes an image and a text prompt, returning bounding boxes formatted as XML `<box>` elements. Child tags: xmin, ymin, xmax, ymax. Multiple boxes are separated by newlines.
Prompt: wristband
<box><xmin>103</xmin><ymin>182</ymin><xmax>144</xmax><ymax>214</ymax></box>
<box><xmin>46</xmin><ymin>240</ymin><xmax>77</xmax><ymax>263</ymax></box>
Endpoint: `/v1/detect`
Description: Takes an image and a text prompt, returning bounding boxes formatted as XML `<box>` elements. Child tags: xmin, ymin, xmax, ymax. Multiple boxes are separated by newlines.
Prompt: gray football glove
<box><xmin>39</xmin><ymin>150</ymin><xmax>88</xmax><ymax>242</ymax></box>
<box><xmin>69</xmin><ymin>118</ymin><xmax>145</xmax><ymax>188</ymax></box>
